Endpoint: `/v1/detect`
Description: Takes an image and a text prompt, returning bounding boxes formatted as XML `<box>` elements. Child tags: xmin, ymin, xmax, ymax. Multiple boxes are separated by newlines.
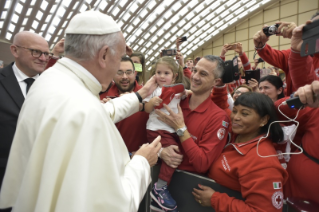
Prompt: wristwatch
<box><xmin>176</xmin><ymin>125</ymin><xmax>187</xmax><ymax>137</ymax></box>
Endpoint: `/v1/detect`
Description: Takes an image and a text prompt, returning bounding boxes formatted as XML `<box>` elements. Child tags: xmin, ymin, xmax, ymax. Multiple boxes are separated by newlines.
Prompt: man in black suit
<box><xmin>0</xmin><ymin>31</ymin><xmax>50</xmax><ymax>194</ymax></box>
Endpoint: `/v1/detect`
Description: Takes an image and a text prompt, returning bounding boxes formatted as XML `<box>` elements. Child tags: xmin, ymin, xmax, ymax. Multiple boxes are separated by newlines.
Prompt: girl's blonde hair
<box><xmin>150</xmin><ymin>56</ymin><xmax>184</xmax><ymax>84</ymax></box>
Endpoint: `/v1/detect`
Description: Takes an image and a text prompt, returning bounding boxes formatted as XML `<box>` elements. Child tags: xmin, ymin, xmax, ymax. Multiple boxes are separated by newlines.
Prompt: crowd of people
<box><xmin>0</xmin><ymin>8</ymin><xmax>318</xmax><ymax>212</ymax></box>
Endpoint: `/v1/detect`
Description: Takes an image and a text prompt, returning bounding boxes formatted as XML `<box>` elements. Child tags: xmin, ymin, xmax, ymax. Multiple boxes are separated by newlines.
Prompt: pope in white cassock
<box><xmin>0</xmin><ymin>11</ymin><xmax>161</xmax><ymax>212</ymax></box>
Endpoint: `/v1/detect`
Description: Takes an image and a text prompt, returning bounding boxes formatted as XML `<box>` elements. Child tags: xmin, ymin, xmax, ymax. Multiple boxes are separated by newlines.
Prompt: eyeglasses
<box><xmin>116</xmin><ymin>70</ymin><xmax>134</xmax><ymax>76</ymax></box>
<box><xmin>15</xmin><ymin>45</ymin><xmax>53</xmax><ymax>59</ymax></box>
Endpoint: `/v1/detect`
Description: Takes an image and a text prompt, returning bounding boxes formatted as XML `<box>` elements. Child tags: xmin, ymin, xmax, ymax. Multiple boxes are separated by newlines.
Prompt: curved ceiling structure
<box><xmin>0</xmin><ymin>0</ymin><xmax>277</xmax><ymax>70</ymax></box>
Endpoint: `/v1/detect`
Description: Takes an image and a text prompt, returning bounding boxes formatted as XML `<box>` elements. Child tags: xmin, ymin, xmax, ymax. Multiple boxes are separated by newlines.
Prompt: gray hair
<box><xmin>203</xmin><ymin>55</ymin><xmax>224</xmax><ymax>79</ymax></box>
<box><xmin>64</xmin><ymin>32</ymin><xmax>120</xmax><ymax>61</ymax></box>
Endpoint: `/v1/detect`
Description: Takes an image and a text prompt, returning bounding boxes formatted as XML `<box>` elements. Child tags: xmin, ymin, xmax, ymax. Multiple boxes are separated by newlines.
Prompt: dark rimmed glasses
<box><xmin>15</xmin><ymin>45</ymin><xmax>53</xmax><ymax>59</ymax></box>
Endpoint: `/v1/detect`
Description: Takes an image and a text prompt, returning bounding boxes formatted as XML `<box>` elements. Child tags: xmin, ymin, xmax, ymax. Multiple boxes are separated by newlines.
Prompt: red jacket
<box><xmin>45</xmin><ymin>58</ymin><xmax>58</xmax><ymax>69</ymax></box>
<box><xmin>99</xmin><ymin>81</ymin><xmax>149</xmax><ymax>153</ymax></box>
<box><xmin>288</xmin><ymin>50</ymin><xmax>319</xmax><ymax>89</ymax></box>
<box><xmin>257</xmin><ymin>44</ymin><xmax>319</xmax><ymax>95</ymax></box>
<box><xmin>275</xmin><ymin>97</ymin><xmax>319</xmax><ymax>203</ymax></box>
<box><xmin>183</xmin><ymin>67</ymin><xmax>192</xmax><ymax>79</ymax></box>
<box><xmin>211</xmin><ymin>85</ymin><xmax>232</xmax><ymax>130</ymax></box>
<box><xmin>208</xmin><ymin>135</ymin><xmax>288</xmax><ymax>212</ymax></box>
<box><xmin>178</xmin><ymin>95</ymin><xmax>230</xmax><ymax>174</ymax></box>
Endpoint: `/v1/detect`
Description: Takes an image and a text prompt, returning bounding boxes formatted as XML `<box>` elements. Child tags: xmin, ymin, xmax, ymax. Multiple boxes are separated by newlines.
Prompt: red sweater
<box><xmin>275</xmin><ymin>98</ymin><xmax>319</xmax><ymax>204</ymax></box>
<box><xmin>211</xmin><ymin>85</ymin><xmax>232</xmax><ymax>130</ymax></box>
<box><xmin>183</xmin><ymin>67</ymin><xmax>192</xmax><ymax>79</ymax></box>
<box><xmin>257</xmin><ymin>44</ymin><xmax>319</xmax><ymax>95</ymax></box>
<box><xmin>99</xmin><ymin>81</ymin><xmax>149</xmax><ymax>153</ymax></box>
<box><xmin>208</xmin><ymin>135</ymin><xmax>288</xmax><ymax>212</ymax></box>
<box><xmin>178</xmin><ymin>95</ymin><xmax>230</xmax><ymax>174</ymax></box>
<box><xmin>288</xmin><ymin>50</ymin><xmax>319</xmax><ymax>89</ymax></box>
<box><xmin>45</xmin><ymin>58</ymin><xmax>58</xmax><ymax>70</ymax></box>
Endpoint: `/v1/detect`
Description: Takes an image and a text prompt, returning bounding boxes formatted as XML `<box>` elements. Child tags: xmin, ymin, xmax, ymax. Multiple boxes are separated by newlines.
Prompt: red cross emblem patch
<box><xmin>272</xmin><ymin>191</ymin><xmax>283</xmax><ymax>209</ymax></box>
<box><xmin>217</xmin><ymin>128</ymin><xmax>226</xmax><ymax>140</ymax></box>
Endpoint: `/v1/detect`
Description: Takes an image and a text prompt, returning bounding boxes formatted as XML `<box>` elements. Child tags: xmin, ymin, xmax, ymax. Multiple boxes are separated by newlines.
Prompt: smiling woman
<box><xmin>193</xmin><ymin>92</ymin><xmax>288</xmax><ymax>212</ymax></box>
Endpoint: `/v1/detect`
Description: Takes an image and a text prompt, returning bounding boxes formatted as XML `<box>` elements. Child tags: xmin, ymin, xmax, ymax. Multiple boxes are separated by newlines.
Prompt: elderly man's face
<box><xmin>114</xmin><ymin>61</ymin><xmax>136</xmax><ymax>94</ymax></box>
<box><xmin>109</xmin><ymin>33</ymin><xmax>126</xmax><ymax>77</ymax></box>
<box><xmin>191</xmin><ymin>58</ymin><xmax>217</xmax><ymax>95</ymax></box>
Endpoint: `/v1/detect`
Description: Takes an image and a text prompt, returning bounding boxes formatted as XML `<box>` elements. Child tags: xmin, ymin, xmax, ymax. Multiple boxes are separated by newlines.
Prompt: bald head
<box><xmin>11</xmin><ymin>31</ymin><xmax>50</xmax><ymax>77</ymax></box>
<box><xmin>13</xmin><ymin>31</ymin><xmax>48</xmax><ymax>47</ymax></box>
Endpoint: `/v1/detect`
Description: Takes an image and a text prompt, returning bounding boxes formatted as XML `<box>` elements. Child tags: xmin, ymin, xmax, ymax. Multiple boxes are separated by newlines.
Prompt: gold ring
<box><xmin>199</xmin><ymin>200</ymin><xmax>202</xmax><ymax>204</ymax></box>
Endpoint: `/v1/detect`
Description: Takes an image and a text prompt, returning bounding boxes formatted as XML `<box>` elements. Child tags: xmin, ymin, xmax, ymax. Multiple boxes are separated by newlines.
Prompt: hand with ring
<box><xmin>192</xmin><ymin>184</ymin><xmax>215</xmax><ymax>207</ymax></box>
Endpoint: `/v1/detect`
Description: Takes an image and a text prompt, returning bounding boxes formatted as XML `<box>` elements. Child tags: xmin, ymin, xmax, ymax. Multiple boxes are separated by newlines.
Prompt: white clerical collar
<box><xmin>12</xmin><ymin>63</ymin><xmax>39</xmax><ymax>82</ymax></box>
<box><xmin>62</xmin><ymin>57</ymin><xmax>100</xmax><ymax>85</ymax></box>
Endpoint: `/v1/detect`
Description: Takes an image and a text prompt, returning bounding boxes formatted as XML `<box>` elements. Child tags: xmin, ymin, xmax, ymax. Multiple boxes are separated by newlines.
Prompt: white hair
<box><xmin>64</xmin><ymin>32</ymin><xmax>120</xmax><ymax>61</ymax></box>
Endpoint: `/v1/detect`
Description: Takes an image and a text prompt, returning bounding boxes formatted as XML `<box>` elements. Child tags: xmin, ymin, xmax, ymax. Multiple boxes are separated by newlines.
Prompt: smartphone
<box><xmin>286</xmin><ymin>96</ymin><xmax>304</xmax><ymax>109</ymax></box>
<box><xmin>162</xmin><ymin>49</ymin><xmax>177</xmax><ymax>56</ymax></box>
<box><xmin>245</xmin><ymin>70</ymin><xmax>260</xmax><ymax>84</ymax></box>
<box><xmin>228</xmin><ymin>43</ymin><xmax>237</xmax><ymax>50</ymax></box>
<box><xmin>134</xmin><ymin>63</ymin><xmax>143</xmax><ymax>72</ymax></box>
<box><xmin>180</xmin><ymin>36</ymin><xmax>187</xmax><ymax>42</ymax></box>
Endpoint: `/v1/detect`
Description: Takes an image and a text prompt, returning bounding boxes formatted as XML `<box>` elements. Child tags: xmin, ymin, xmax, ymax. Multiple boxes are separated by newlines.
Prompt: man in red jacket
<box><xmin>100</xmin><ymin>56</ymin><xmax>149</xmax><ymax>154</ymax></box>
<box><xmin>151</xmin><ymin>56</ymin><xmax>230</xmax><ymax>211</ymax></box>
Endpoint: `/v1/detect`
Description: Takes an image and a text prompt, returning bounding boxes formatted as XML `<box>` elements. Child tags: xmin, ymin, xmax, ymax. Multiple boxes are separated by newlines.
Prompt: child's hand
<box><xmin>151</xmin><ymin>97</ymin><xmax>163</xmax><ymax>107</ymax></box>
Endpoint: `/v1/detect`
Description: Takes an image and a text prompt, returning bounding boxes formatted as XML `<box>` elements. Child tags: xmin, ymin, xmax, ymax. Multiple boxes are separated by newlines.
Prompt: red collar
<box><xmin>106</xmin><ymin>80</ymin><xmax>141</xmax><ymax>97</ymax></box>
<box><xmin>181</xmin><ymin>94</ymin><xmax>212</xmax><ymax>113</ymax></box>
<box><xmin>226</xmin><ymin>134</ymin><xmax>268</xmax><ymax>155</ymax></box>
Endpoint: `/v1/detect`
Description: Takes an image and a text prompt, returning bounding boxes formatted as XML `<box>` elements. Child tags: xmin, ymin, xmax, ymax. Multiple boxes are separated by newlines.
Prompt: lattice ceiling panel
<box><xmin>0</xmin><ymin>0</ymin><xmax>276</xmax><ymax>71</ymax></box>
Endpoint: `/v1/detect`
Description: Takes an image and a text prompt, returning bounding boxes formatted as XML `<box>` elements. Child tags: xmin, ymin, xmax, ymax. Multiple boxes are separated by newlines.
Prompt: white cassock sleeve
<box><xmin>103</xmin><ymin>93</ymin><xmax>140</xmax><ymax>123</ymax></box>
<box><xmin>0</xmin><ymin>88</ymin><xmax>150</xmax><ymax>212</ymax></box>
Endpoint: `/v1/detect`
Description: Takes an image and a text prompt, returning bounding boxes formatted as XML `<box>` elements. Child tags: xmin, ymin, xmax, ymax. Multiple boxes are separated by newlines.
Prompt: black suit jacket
<box><xmin>0</xmin><ymin>63</ymin><xmax>24</xmax><ymax>167</ymax></box>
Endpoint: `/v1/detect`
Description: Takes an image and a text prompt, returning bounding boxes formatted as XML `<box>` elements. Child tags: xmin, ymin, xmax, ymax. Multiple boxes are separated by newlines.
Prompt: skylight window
<box><xmin>50</xmin><ymin>5</ymin><xmax>57</xmax><ymax>13</ymax></box>
<box><xmin>45</xmin><ymin>34</ymin><xmax>51</xmax><ymax>41</ymax></box>
<box><xmin>62</xmin><ymin>21</ymin><xmax>68</xmax><ymax>27</ymax></box>
<box><xmin>48</xmin><ymin>26</ymin><xmax>55</xmax><ymax>34</ymax></box>
<box><xmin>40</xmin><ymin>1</ymin><xmax>48</xmax><ymax>10</ymax></box>
<box><xmin>36</xmin><ymin>11</ymin><xmax>43</xmax><ymax>20</ymax></box>
<box><xmin>32</xmin><ymin>20</ymin><xmax>39</xmax><ymax>29</ymax></box>
<box><xmin>249</xmin><ymin>4</ymin><xmax>260</xmax><ymax>12</ymax></box>
<box><xmin>220</xmin><ymin>10</ymin><xmax>229</xmax><ymax>18</ymax></box>
<box><xmin>41</xmin><ymin>24</ymin><xmax>47</xmax><ymax>31</ymax></box>
<box><xmin>57</xmin><ymin>7</ymin><xmax>66</xmax><ymax>17</ymax></box>
<box><xmin>4</xmin><ymin>1</ymin><xmax>11</xmax><ymax>9</ymax></box>
<box><xmin>130</xmin><ymin>4</ymin><xmax>138</xmax><ymax>13</ymax></box>
<box><xmin>12</xmin><ymin>14</ymin><xmax>19</xmax><ymax>23</ymax></box>
<box><xmin>133</xmin><ymin>17</ymin><xmax>140</xmax><ymax>26</ymax></box>
<box><xmin>6</xmin><ymin>32</ymin><xmax>12</xmax><ymax>40</ymax></box>
<box><xmin>215</xmin><ymin>5</ymin><xmax>225</xmax><ymax>14</ymax></box>
<box><xmin>99</xmin><ymin>0</ymin><xmax>107</xmax><ymax>10</ymax></box>
<box><xmin>80</xmin><ymin>5</ymin><xmax>87</xmax><ymax>12</ymax></box>
<box><xmin>30</xmin><ymin>0</ymin><xmax>36</xmax><ymax>6</ymax></box>
<box><xmin>226</xmin><ymin>0</ymin><xmax>237</xmax><ymax>7</ymax></box>
<box><xmin>8</xmin><ymin>23</ymin><xmax>15</xmax><ymax>32</ymax></box>
<box><xmin>52</xmin><ymin>17</ymin><xmax>60</xmax><ymax>26</ymax></box>
<box><xmin>62</xmin><ymin>0</ymin><xmax>72</xmax><ymax>7</ymax></box>
<box><xmin>26</xmin><ymin>8</ymin><xmax>32</xmax><ymax>16</ymax></box>
<box><xmin>22</xmin><ymin>18</ymin><xmax>28</xmax><ymax>25</ymax></box>
<box><xmin>1</xmin><ymin>11</ymin><xmax>7</xmax><ymax>19</ymax></box>
<box><xmin>112</xmin><ymin>7</ymin><xmax>120</xmax><ymax>16</ymax></box>
<box><xmin>147</xmin><ymin>1</ymin><xmax>157</xmax><ymax>10</ymax></box>
<box><xmin>185</xmin><ymin>12</ymin><xmax>194</xmax><ymax>20</ymax></box>
<box><xmin>139</xmin><ymin>9</ymin><xmax>148</xmax><ymax>18</ymax></box>
<box><xmin>235</xmin><ymin>7</ymin><xmax>244</xmax><ymax>15</ymax></box>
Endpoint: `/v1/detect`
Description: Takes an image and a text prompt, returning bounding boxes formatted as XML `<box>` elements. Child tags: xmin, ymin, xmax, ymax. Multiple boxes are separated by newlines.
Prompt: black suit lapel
<box><xmin>0</xmin><ymin>63</ymin><xmax>24</xmax><ymax>109</ymax></box>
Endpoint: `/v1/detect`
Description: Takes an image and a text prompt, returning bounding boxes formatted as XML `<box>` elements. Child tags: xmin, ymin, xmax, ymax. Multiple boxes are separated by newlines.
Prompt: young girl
<box><xmin>143</xmin><ymin>56</ymin><xmax>184</xmax><ymax>212</ymax></box>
